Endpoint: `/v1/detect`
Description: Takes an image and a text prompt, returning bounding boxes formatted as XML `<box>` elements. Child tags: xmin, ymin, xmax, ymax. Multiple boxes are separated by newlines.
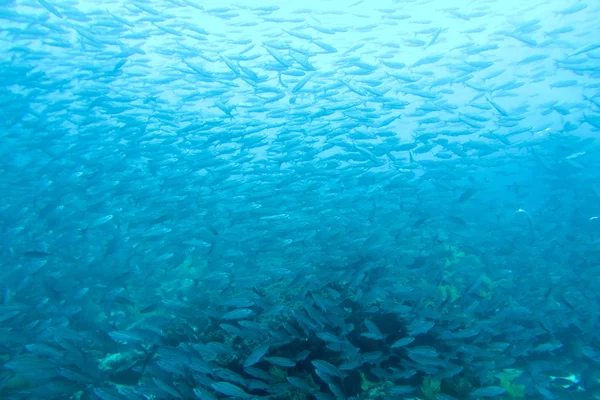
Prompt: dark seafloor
<box><xmin>1</xmin><ymin>0</ymin><xmax>600</xmax><ymax>399</ymax></box>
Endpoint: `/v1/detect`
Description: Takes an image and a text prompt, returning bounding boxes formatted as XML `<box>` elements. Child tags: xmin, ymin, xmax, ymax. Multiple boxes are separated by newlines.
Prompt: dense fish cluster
<box><xmin>1</xmin><ymin>0</ymin><xmax>600</xmax><ymax>398</ymax></box>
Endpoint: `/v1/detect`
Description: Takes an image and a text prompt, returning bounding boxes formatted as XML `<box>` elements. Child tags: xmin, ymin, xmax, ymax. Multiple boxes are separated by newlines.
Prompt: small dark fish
<box><xmin>37</xmin><ymin>0</ymin><xmax>63</xmax><ymax>19</ymax></box>
<box><xmin>221</xmin><ymin>308</ymin><xmax>253</xmax><ymax>320</ymax></box>
<box><xmin>211</xmin><ymin>381</ymin><xmax>252</xmax><ymax>398</ymax></box>
<box><xmin>287</xmin><ymin>376</ymin><xmax>316</xmax><ymax>391</ymax></box>
<box><xmin>139</xmin><ymin>303</ymin><xmax>160</xmax><ymax>314</ymax></box>
<box><xmin>471</xmin><ymin>386</ymin><xmax>507</xmax><ymax>398</ymax></box>
<box><xmin>391</xmin><ymin>336</ymin><xmax>415</xmax><ymax>348</ymax></box>
<box><xmin>447</xmin><ymin>216</ymin><xmax>466</xmax><ymax>225</ymax></box>
<box><xmin>0</xmin><ymin>371</ymin><xmax>15</xmax><ymax>391</ymax></box>
<box><xmin>57</xmin><ymin>367</ymin><xmax>95</xmax><ymax>384</ymax></box>
<box><xmin>243</xmin><ymin>344</ymin><xmax>269</xmax><ymax>368</ymax></box>
<box><xmin>414</xmin><ymin>217</ymin><xmax>427</xmax><ymax>228</ymax></box>
<box><xmin>23</xmin><ymin>251</ymin><xmax>51</xmax><ymax>258</ymax></box>
<box><xmin>265</xmin><ymin>356</ymin><xmax>296</xmax><ymax>368</ymax></box>
<box><xmin>459</xmin><ymin>185</ymin><xmax>479</xmax><ymax>202</ymax></box>
<box><xmin>390</xmin><ymin>385</ymin><xmax>415</xmax><ymax>395</ymax></box>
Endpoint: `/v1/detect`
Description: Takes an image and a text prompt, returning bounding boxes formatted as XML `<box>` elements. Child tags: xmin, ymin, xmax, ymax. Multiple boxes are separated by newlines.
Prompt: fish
<box><xmin>470</xmin><ymin>386</ymin><xmax>507</xmax><ymax>398</ymax></box>
<box><xmin>220</xmin><ymin>308</ymin><xmax>253</xmax><ymax>320</ymax></box>
<box><xmin>37</xmin><ymin>0</ymin><xmax>63</xmax><ymax>19</ymax></box>
<box><xmin>0</xmin><ymin>2</ymin><xmax>596</xmax><ymax>400</ymax></box>
<box><xmin>391</xmin><ymin>336</ymin><xmax>415</xmax><ymax>348</ymax></box>
<box><xmin>210</xmin><ymin>382</ymin><xmax>252</xmax><ymax>398</ymax></box>
<box><xmin>458</xmin><ymin>185</ymin><xmax>480</xmax><ymax>203</ymax></box>
<box><xmin>23</xmin><ymin>251</ymin><xmax>51</xmax><ymax>258</ymax></box>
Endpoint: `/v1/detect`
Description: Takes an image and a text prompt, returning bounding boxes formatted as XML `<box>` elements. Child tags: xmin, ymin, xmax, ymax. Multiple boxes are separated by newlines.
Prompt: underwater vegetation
<box><xmin>0</xmin><ymin>0</ymin><xmax>600</xmax><ymax>399</ymax></box>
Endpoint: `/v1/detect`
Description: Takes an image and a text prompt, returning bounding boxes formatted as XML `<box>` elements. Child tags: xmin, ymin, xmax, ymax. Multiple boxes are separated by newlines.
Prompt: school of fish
<box><xmin>1</xmin><ymin>0</ymin><xmax>600</xmax><ymax>399</ymax></box>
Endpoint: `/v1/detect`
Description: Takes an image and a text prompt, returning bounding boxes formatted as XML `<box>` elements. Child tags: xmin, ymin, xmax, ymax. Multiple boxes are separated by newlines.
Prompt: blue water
<box><xmin>1</xmin><ymin>0</ymin><xmax>599</xmax><ymax>399</ymax></box>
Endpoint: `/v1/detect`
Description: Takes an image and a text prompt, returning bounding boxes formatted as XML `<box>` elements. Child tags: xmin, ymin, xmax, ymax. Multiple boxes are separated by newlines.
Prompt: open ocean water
<box><xmin>1</xmin><ymin>0</ymin><xmax>599</xmax><ymax>398</ymax></box>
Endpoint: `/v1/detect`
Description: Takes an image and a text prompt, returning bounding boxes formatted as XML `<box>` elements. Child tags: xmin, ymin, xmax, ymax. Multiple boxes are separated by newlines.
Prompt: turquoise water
<box><xmin>1</xmin><ymin>0</ymin><xmax>599</xmax><ymax>399</ymax></box>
